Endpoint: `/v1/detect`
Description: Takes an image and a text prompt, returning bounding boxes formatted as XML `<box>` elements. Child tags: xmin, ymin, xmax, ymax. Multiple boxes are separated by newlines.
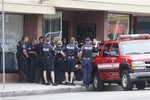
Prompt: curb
<box><xmin>0</xmin><ymin>86</ymin><xmax>92</xmax><ymax>97</ymax></box>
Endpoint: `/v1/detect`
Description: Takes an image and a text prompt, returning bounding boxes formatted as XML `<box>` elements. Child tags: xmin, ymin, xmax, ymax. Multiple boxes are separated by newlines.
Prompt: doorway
<box><xmin>77</xmin><ymin>23</ymin><xmax>96</xmax><ymax>43</ymax></box>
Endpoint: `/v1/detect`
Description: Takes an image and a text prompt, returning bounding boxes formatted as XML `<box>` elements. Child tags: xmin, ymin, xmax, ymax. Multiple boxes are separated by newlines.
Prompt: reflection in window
<box><xmin>43</xmin><ymin>12</ymin><xmax>62</xmax><ymax>41</ymax></box>
<box><xmin>0</xmin><ymin>14</ymin><xmax>24</xmax><ymax>71</ymax></box>
<box><xmin>107</xmin><ymin>13</ymin><xmax>130</xmax><ymax>40</ymax></box>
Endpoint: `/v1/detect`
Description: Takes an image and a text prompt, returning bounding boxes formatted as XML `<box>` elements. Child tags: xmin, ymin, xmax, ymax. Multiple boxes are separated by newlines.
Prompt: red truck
<box><xmin>92</xmin><ymin>34</ymin><xmax>150</xmax><ymax>91</ymax></box>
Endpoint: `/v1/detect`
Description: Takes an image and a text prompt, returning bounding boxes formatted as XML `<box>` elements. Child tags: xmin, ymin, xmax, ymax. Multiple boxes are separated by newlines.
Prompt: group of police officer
<box><xmin>16</xmin><ymin>35</ymin><xmax>99</xmax><ymax>87</ymax></box>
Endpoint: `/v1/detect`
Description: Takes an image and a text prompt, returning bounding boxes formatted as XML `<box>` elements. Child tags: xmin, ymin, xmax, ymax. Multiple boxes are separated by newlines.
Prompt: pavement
<box><xmin>1</xmin><ymin>81</ymin><xmax>136</xmax><ymax>98</ymax></box>
<box><xmin>0</xmin><ymin>81</ymin><xmax>92</xmax><ymax>97</ymax></box>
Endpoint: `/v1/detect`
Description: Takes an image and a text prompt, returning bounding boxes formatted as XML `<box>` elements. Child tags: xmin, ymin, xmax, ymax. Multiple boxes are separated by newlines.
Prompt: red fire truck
<box><xmin>92</xmin><ymin>34</ymin><xmax>150</xmax><ymax>91</ymax></box>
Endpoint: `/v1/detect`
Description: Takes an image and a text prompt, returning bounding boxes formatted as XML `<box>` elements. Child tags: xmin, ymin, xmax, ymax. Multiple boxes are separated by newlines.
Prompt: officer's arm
<box><xmin>33</xmin><ymin>51</ymin><xmax>37</xmax><ymax>56</ymax></box>
<box><xmin>79</xmin><ymin>47</ymin><xmax>83</xmax><ymax>59</ymax></box>
<box><xmin>23</xmin><ymin>49</ymin><xmax>28</xmax><ymax>58</ymax></box>
<box><xmin>94</xmin><ymin>41</ymin><xmax>98</xmax><ymax>48</ymax></box>
<box><xmin>28</xmin><ymin>48</ymin><xmax>37</xmax><ymax>56</ymax></box>
<box><xmin>79</xmin><ymin>51</ymin><xmax>82</xmax><ymax>59</ymax></box>
<box><xmin>61</xmin><ymin>51</ymin><xmax>66</xmax><ymax>57</ymax></box>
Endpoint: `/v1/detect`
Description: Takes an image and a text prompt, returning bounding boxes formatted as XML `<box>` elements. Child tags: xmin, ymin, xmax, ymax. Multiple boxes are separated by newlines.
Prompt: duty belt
<box><xmin>67</xmin><ymin>56</ymin><xmax>75</xmax><ymax>59</ymax></box>
<box><xmin>43</xmin><ymin>56</ymin><xmax>53</xmax><ymax>59</ymax></box>
<box><xmin>82</xmin><ymin>57</ymin><xmax>91</xmax><ymax>61</ymax></box>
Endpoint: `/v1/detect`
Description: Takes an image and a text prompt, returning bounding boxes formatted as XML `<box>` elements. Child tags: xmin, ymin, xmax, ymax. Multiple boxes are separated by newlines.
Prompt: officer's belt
<box><xmin>82</xmin><ymin>57</ymin><xmax>92</xmax><ymax>61</ymax></box>
<box><xmin>67</xmin><ymin>56</ymin><xmax>75</xmax><ymax>59</ymax></box>
<box><xmin>43</xmin><ymin>56</ymin><xmax>53</xmax><ymax>59</ymax></box>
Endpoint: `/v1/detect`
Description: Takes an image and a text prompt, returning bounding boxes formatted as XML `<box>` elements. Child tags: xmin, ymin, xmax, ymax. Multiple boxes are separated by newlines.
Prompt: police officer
<box><xmin>61</xmin><ymin>37</ymin><xmax>79</xmax><ymax>85</ymax></box>
<box><xmin>42</xmin><ymin>37</ymin><xmax>57</xmax><ymax>86</ymax></box>
<box><xmin>16</xmin><ymin>35</ymin><xmax>29</xmax><ymax>82</ymax></box>
<box><xmin>35</xmin><ymin>36</ymin><xmax>44</xmax><ymax>83</ymax></box>
<box><xmin>80</xmin><ymin>38</ymin><xmax>98</xmax><ymax>87</ymax></box>
<box><xmin>54</xmin><ymin>40</ymin><xmax>64</xmax><ymax>84</ymax></box>
<box><xmin>27</xmin><ymin>38</ymin><xmax>37</xmax><ymax>83</ymax></box>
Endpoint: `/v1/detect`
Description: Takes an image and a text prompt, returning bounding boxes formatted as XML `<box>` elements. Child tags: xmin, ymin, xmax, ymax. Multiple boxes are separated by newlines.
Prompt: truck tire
<box><xmin>93</xmin><ymin>72</ymin><xmax>104</xmax><ymax>91</ymax></box>
<box><xmin>136</xmin><ymin>81</ymin><xmax>146</xmax><ymax>90</ymax></box>
<box><xmin>121</xmin><ymin>70</ymin><xmax>133</xmax><ymax>91</ymax></box>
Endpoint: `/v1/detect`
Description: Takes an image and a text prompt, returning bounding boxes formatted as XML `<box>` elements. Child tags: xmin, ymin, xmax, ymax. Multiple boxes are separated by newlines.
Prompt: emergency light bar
<box><xmin>117</xmin><ymin>34</ymin><xmax>150</xmax><ymax>40</ymax></box>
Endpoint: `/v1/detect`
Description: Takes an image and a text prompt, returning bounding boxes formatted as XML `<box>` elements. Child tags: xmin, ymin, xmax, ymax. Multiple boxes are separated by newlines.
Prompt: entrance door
<box><xmin>77</xmin><ymin>23</ymin><xmax>96</xmax><ymax>43</ymax></box>
<box><xmin>62</xmin><ymin>21</ymin><xmax>69</xmax><ymax>43</ymax></box>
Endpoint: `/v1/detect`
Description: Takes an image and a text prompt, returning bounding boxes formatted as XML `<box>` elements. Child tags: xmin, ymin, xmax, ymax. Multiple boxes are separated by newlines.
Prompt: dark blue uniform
<box><xmin>27</xmin><ymin>43</ymin><xmax>37</xmax><ymax>83</ymax></box>
<box><xmin>42</xmin><ymin>43</ymin><xmax>55</xmax><ymax>71</ymax></box>
<box><xmin>16</xmin><ymin>41</ymin><xmax>27</xmax><ymax>82</ymax></box>
<box><xmin>35</xmin><ymin>42</ymin><xmax>44</xmax><ymax>83</ymax></box>
<box><xmin>54</xmin><ymin>46</ymin><xmax>64</xmax><ymax>84</ymax></box>
<box><xmin>63</xmin><ymin>44</ymin><xmax>79</xmax><ymax>72</ymax></box>
<box><xmin>81</xmin><ymin>44</ymin><xmax>95</xmax><ymax>86</ymax></box>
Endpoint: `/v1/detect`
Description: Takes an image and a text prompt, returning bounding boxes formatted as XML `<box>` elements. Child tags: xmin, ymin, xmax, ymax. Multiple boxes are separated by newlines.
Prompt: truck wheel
<box><xmin>136</xmin><ymin>81</ymin><xmax>146</xmax><ymax>90</ymax></box>
<box><xmin>121</xmin><ymin>70</ymin><xmax>133</xmax><ymax>91</ymax></box>
<box><xmin>93</xmin><ymin>72</ymin><xmax>104</xmax><ymax>91</ymax></box>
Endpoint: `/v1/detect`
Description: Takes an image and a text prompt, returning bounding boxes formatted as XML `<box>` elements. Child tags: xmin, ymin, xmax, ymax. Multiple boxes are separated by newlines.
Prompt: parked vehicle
<box><xmin>92</xmin><ymin>34</ymin><xmax>150</xmax><ymax>91</ymax></box>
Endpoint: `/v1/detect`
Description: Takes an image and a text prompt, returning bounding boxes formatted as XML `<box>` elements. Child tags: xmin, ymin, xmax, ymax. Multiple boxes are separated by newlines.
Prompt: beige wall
<box><xmin>4</xmin><ymin>0</ymin><xmax>41</xmax><ymax>3</ymax></box>
<box><xmin>0</xmin><ymin>2</ymin><xmax>55</xmax><ymax>14</ymax></box>
<box><xmin>44</xmin><ymin>0</ymin><xmax>150</xmax><ymax>16</ymax></box>
<box><xmin>73</xmin><ymin>0</ymin><xmax>150</xmax><ymax>6</ymax></box>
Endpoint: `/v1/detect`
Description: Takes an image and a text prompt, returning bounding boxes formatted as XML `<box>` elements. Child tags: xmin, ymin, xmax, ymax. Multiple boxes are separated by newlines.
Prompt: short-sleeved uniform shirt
<box><xmin>27</xmin><ymin>43</ymin><xmax>37</xmax><ymax>59</ymax></box>
<box><xmin>35</xmin><ymin>42</ymin><xmax>43</xmax><ymax>59</ymax></box>
<box><xmin>62</xmin><ymin>43</ymin><xmax>79</xmax><ymax>72</ymax></box>
<box><xmin>81</xmin><ymin>44</ymin><xmax>95</xmax><ymax>58</ymax></box>
<box><xmin>17</xmin><ymin>40</ymin><xmax>27</xmax><ymax>58</ymax></box>
<box><xmin>42</xmin><ymin>43</ymin><xmax>55</xmax><ymax>71</ymax></box>
<box><xmin>62</xmin><ymin>43</ymin><xmax>79</xmax><ymax>57</ymax></box>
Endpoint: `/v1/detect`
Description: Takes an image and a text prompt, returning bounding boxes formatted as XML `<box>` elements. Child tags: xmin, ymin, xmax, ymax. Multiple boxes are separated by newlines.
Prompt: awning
<box><xmin>0</xmin><ymin>2</ymin><xmax>55</xmax><ymax>14</ymax></box>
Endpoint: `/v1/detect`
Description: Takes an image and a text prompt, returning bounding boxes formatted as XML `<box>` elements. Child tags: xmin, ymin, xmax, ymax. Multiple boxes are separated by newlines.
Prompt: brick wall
<box><xmin>0</xmin><ymin>73</ymin><xmax>19</xmax><ymax>83</ymax></box>
<box><xmin>24</xmin><ymin>14</ymin><xmax>43</xmax><ymax>42</ymax></box>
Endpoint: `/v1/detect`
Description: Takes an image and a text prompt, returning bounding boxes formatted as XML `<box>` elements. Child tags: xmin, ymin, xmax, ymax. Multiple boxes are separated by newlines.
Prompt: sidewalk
<box><xmin>0</xmin><ymin>81</ymin><xmax>91</xmax><ymax>97</ymax></box>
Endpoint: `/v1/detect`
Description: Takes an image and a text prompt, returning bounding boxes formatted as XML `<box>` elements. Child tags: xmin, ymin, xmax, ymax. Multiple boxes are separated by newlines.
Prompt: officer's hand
<box><xmin>26</xmin><ymin>55</ymin><xmax>29</xmax><ymax>58</ymax></box>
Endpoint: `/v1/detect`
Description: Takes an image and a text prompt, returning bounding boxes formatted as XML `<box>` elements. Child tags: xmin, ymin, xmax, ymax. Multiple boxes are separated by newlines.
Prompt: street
<box><xmin>1</xmin><ymin>88</ymin><xmax>150</xmax><ymax>100</ymax></box>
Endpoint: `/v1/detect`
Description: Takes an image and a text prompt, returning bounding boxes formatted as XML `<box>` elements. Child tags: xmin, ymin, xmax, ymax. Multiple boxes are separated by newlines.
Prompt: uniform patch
<box><xmin>43</xmin><ymin>48</ymin><xmax>49</xmax><ymax>51</ymax></box>
<box><xmin>84</xmin><ymin>47</ymin><xmax>92</xmax><ymax>50</ymax></box>
<box><xmin>22</xmin><ymin>45</ymin><xmax>26</xmax><ymax>48</ymax></box>
<box><xmin>28</xmin><ymin>47</ymin><xmax>31</xmax><ymax>50</ymax></box>
<box><xmin>66</xmin><ymin>46</ymin><xmax>75</xmax><ymax>50</ymax></box>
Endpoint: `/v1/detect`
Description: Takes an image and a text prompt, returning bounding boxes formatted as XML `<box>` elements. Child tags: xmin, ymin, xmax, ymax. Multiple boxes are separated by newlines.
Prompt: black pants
<box><xmin>28</xmin><ymin>58</ymin><xmax>37</xmax><ymax>82</ymax></box>
<box><xmin>17</xmin><ymin>56</ymin><xmax>27</xmax><ymax>82</ymax></box>
<box><xmin>54</xmin><ymin>61</ymin><xmax>64</xmax><ymax>84</ymax></box>
<box><xmin>36</xmin><ymin>59</ymin><xmax>44</xmax><ymax>83</ymax></box>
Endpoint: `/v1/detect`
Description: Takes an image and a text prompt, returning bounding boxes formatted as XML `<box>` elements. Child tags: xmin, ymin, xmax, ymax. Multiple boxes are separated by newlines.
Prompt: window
<box><xmin>102</xmin><ymin>44</ymin><xmax>111</xmax><ymax>57</ymax></box>
<box><xmin>107</xmin><ymin>13</ymin><xmax>130</xmax><ymax>40</ymax></box>
<box><xmin>0</xmin><ymin>14</ymin><xmax>24</xmax><ymax>72</ymax></box>
<box><xmin>43</xmin><ymin>11</ymin><xmax>62</xmax><ymax>41</ymax></box>
<box><xmin>98</xmin><ymin>43</ymin><xmax>104</xmax><ymax>52</ymax></box>
<box><xmin>136</xmin><ymin>17</ymin><xmax>150</xmax><ymax>34</ymax></box>
<box><xmin>111</xmin><ymin>43</ymin><xmax>119</xmax><ymax>55</ymax></box>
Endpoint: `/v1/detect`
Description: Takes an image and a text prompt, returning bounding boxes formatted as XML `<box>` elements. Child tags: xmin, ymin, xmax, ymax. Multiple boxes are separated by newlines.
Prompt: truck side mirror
<box><xmin>110</xmin><ymin>51</ymin><xmax>118</xmax><ymax>57</ymax></box>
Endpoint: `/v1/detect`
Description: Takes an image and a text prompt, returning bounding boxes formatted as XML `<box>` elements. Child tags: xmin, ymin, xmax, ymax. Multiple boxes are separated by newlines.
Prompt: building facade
<box><xmin>1</xmin><ymin>0</ymin><xmax>150</xmax><ymax>82</ymax></box>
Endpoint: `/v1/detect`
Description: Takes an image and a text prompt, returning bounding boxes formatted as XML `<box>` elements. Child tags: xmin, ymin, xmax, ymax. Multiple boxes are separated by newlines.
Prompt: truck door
<box><xmin>98</xmin><ymin>43</ymin><xmax>112</xmax><ymax>80</ymax></box>
<box><xmin>110</xmin><ymin>43</ymin><xmax>120</xmax><ymax>80</ymax></box>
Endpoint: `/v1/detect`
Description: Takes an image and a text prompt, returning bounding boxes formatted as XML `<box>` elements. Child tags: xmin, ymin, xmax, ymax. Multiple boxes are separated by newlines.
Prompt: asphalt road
<box><xmin>1</xmin><ymin>88</ymin><xmax>150</xmax><ymax>100</ymax></box>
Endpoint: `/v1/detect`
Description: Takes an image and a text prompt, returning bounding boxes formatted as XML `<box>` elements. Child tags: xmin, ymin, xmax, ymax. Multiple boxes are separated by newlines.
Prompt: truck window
<box><xmin>102</xmin><ymin>44</ymin><xmax>111</xmax><ymax>57</ymax></box>
<box><xmin>98</xmin><ymin>43</ymin><xmax>104</xmax><ymax>52</ymax></box>
<box><xmin>111</xmin><ymin>43</ymin><xmax>119</xmax><ymax>55</ymax></box>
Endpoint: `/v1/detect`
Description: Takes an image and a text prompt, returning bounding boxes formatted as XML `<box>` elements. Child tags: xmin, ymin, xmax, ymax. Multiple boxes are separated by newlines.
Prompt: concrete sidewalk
<box><xmin>0</xmin><ymin>81</ymin><xmax>91</xmax><ymax>97</ymax></box>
